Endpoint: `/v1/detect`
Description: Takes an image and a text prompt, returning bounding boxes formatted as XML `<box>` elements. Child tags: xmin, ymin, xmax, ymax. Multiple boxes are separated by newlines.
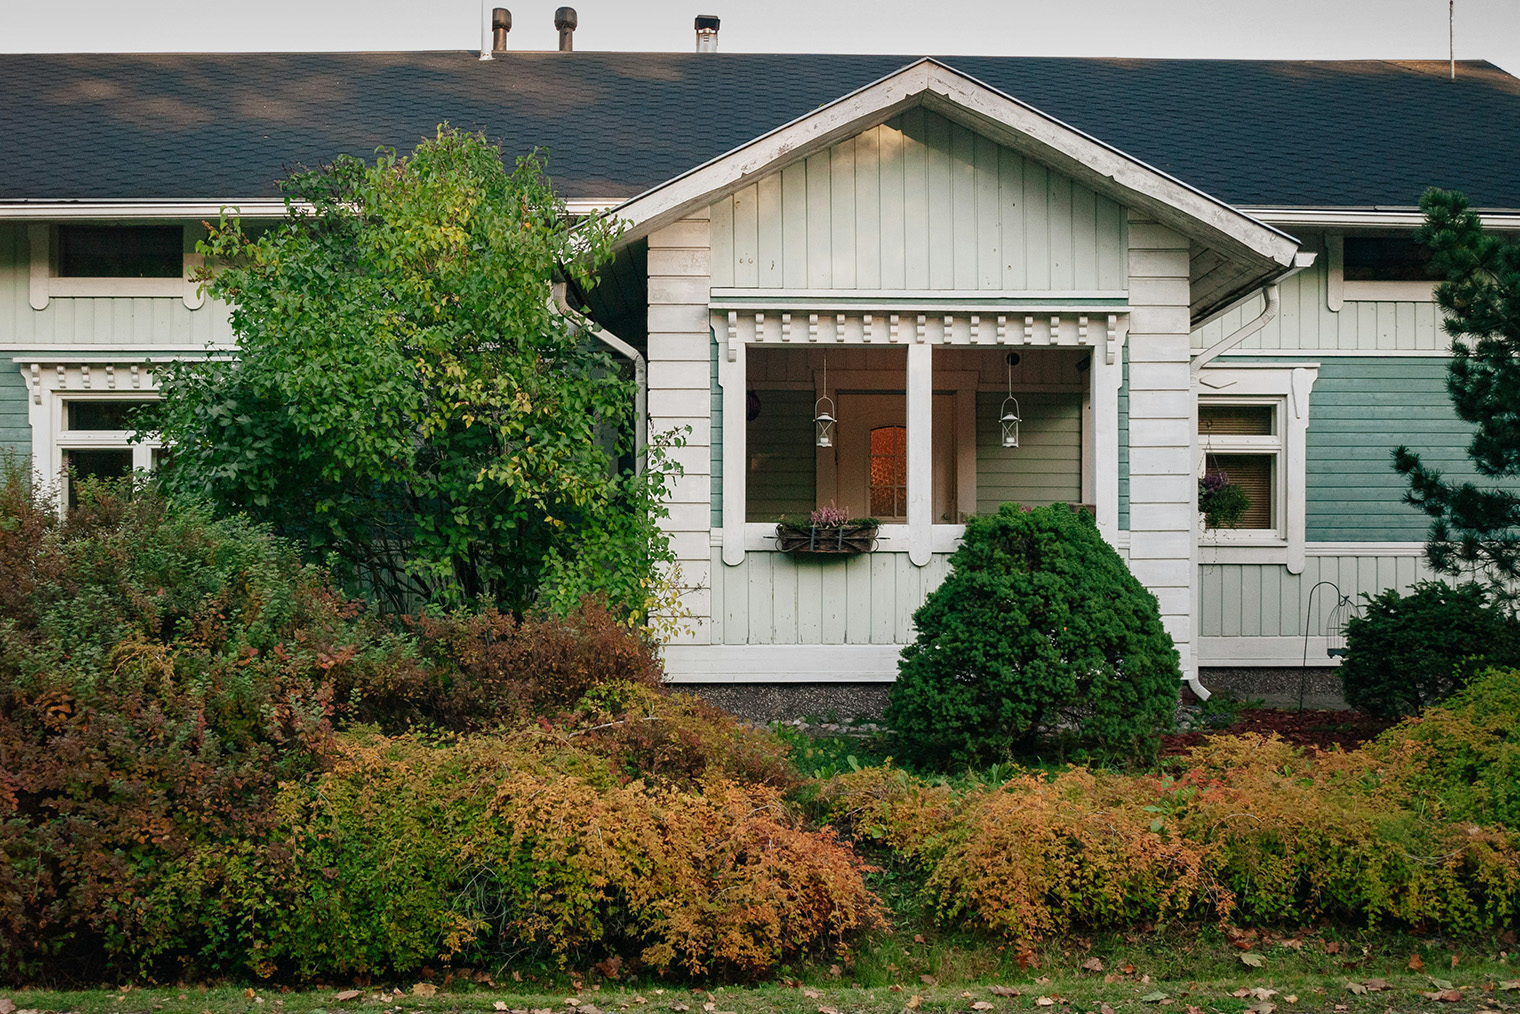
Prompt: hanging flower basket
<box><xmin>775</xmin><ymin>505</ymin><xmax>879</xmax><ymax>555</ymax></box>
<box><xmin>775</xmin><ymin>521</ymin><xmax>880</xmax><ymax>555</ymax></box>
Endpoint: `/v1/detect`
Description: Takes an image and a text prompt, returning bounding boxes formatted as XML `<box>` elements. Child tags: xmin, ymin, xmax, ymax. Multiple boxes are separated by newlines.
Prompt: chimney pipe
<box><xmin>554</xmin><ymin>7</ymin><xmax>577</xmax><ymax>51</ymax></box>
<box><xmin>491</xmin><ymin>8</ymin><xmax>511</xmax><ymax>53</ymax></box>
<box><xmin>695</xmin><ymin>14</ymin><xmax>720</xmax><ymax>53</ymax></box>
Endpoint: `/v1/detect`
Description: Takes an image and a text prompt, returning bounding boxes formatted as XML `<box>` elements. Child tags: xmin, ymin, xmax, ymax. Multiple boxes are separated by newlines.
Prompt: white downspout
<box><xmin>552</xmin><ymin>282</ymin><xmax>648</xmax><ymax>470</ymax></box>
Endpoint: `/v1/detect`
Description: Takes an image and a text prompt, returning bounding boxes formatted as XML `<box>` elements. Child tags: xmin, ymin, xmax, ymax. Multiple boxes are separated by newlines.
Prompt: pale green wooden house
<box><xmin>3</xmin><ymin>42</ymin><xmax>1519</xmax><ymax>703</ymax></box>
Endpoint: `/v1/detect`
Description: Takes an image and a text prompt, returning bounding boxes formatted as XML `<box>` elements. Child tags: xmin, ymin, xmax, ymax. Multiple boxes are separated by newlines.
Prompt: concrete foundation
<box><xmin>676</xmin><ymin>682</ymin><xmax>892</xmax><ymax>723</ymax></box>
<box><xmin>1199</xmin><ymin>666</ymin><xmax>1346</xmax><ymax>710</ymax></box>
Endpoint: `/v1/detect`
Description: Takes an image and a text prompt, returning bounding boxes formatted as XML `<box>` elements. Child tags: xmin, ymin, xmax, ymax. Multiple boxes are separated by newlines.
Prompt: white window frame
<box><xmin>1325</xmin><ymin>233</ymin><xmax>1436</xmax><ymax>310</ymax></box>
<box><xmin>27</xmin><ymin>223</ymin><xmax>205</xmax><ymax>310</ymax></box>
<box><xmin>21</xmin><ymin>362</ymin><xmax>162</xmax><ymax>510</ymax></box>
<box><xmin>1196</xmin><ymin>363</ymin><xmax>1318</xmax><ymax>574</ymax></box>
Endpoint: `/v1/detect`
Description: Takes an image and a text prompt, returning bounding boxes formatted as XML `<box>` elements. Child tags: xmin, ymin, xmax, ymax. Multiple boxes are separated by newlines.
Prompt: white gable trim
<box><xmin>604</xmin><ymin>59</ymin><xmax>1298</xmax><ymax>279</ymax></box>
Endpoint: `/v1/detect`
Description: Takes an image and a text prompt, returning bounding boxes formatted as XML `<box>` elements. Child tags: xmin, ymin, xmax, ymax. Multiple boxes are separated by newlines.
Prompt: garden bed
<box><xmin>1162</xmin><ymin>707</ymin><xmax>1395</xmax><ymax>756</ymax></box>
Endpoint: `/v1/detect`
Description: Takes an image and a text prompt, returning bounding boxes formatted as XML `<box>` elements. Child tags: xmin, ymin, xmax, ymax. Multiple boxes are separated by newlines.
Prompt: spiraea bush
<box><xmin>886</xmin><ymin>503</ymin><xmax>1181</xmax><ymax>768</ymax></box>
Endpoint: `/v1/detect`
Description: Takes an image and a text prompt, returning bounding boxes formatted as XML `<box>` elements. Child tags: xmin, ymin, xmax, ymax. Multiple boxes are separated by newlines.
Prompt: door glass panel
<box><xmin>869</xmin><ymin>425</ymin><xmax>907</xmax><ymax>519</ymax></box>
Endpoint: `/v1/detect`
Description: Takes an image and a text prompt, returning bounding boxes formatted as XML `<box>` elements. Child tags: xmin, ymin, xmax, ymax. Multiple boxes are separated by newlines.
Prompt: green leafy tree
<box><xmin>1394</xmin><ymin>189</ymin><xmax>1520</xmax><ymax>587</ymax></box>
<box><xmin>885</xmin><ymin>503</ymin><xmax>1180</xmax><ymax>768</ymax></box>
<box><xmin>152</xmin><ymin>127</ymin><xmax>678</xmax><ymax>621</ymax></box>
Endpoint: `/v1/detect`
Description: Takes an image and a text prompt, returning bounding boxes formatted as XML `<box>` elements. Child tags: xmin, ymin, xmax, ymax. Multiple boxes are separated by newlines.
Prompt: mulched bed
<box><xmin>1161</xmin><ymin>707</ymin><xmax>1396</xmax><ymax>757</ymax></box>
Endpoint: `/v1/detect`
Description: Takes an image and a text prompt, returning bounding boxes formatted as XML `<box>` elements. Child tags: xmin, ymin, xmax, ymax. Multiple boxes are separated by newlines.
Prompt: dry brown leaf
<box><xmin>1247</xmin><ymin>1004</ymin><xmax>1275</xmax><ymax>1014</ymax></box>
<box><xmin>669</xmin><ymin>1005</ymin><xmax>689</xmax><ymax>1012</ymax></box>
<box><xmin>1502</xmin><ymin>980</ymin><xmax>1520</xmax><ymax>991</ymax></box>
<box><xmin>1100</xmin><ymin>1006</ymin><xmax>1115</xmax><ymax>1014</ymax></box>
<box><xmin>0</xmin><ymin>1001</ymin><xmax>15</xmax><ymax>1014</ymax></box>
<box><xmin>1363</xmin><ymin>979</ymin><xmax>1390</xmax><ymax>992</ymax></box>
<box><xmin>1452</xmin><ymin>955</ymin><xmax>1462</xmax><ymax>969</ymax></box>
<box><xmin>1408</xmin><ymin>953</ymin><xmax>1427</xmax><ymax>972</ymax></box>
<box><xmin>913</xmin><ymin>934</ymin><xmax>926</xmax><ymax>944</ymax></box>
<box><xmin>631</xmin><ymin>1000</ymin><xmax>646</xmax><ymax>1007</ymax></box>
<box><xmin>1280</xmin><ymin>939</ymin><xmax>1304</xmax><ymax>950</ymax></box>
<box><xmin>828</xmin><ymin>965</ymin><xmax>842</xmax><ymax>979</ymax></box>
<box><xmin>1248</xmin><ymin>988</ymin><xmax>1278</xmax><ymax>1001</ymax></box>
<box><xmin>920</xmin><ymin>975</ymin><xmax>938</xmax><ymax>987</ymax></box>
<box><xmin>888</xmin><ymin>986</ymin><xmax>904</xmax><ymax>994</ymax></box>
<box><xmin>906</xmin><ymin>997</ymin><xmax>922</xmax><ymax>1011</ymax></box>
<box><xmin>1034</xmin><ymin>977</ymin><xmax>1051</xmax><ymax>986</ymax></box>
<box><xmin>1122</xmin><ymin>963</ymin><xmax>1136</xmax><ymax>975</ymax></box>
<box><xmin>245</xmin><ymin>991</ymin><xmax>257</xmax><ymax>1000</ymax></box>
<box><xmin>1324</xmin><ymin>942</ymin><xmax>1342</xmax><ymax>954</ymax></box>
<box><xmin>1240</xmin><ymin>952</ymin><xmax>1266</xmax><ymax>968</ymax></box>
<box><xmin>1103</xmin><ymin>974</ymin><xmax>1119</xmax><ymax>984</ymax></box>
<box><xmin>702</xmin><ymin>1004</ymin><xmax>715</xmax><ymax>1013</ymax></box>
<box><xmin>412</xmin><ymin>985</ymin><xmax>437</xmax><ymax>999</ymax></box>
<box><xmin>972</xmin><ymin>1004</ymin><xmax>994</xmax><ymax>1011</ymax></box>
<box><xmin>960</xmin><ymin>992</ymin><xmax>973</xmax><ymax>999</ymax></box>
<box><xmin>1232</xmin><ymin>990</ymin><xmax>1252</xmax><ymax>999</ymax></box>
<box><xmin>1082</xmin><ymin>958</ymin><xmax>1105</xmax><ymax>972</ymax></box>
<box><xmin>802</xmin><ymin>991</ymin><xmax>820</xmax><ymax>1000</ymax></box>
<box><xmin>1284</xmin><ymin>997</ymin><xmax>1298</xmax><ymax>1004</ymax></box>
<box><xmin>988</xmin><ymin>987</ymin><xmax>1020</xmax><ymax>997</ymax></box>
<box><xmin>1035</xmin><ymin>998</ymin><xmax>1055</xmax><ymax>1008</ymax></box>
<box><xmin>335</xmin><ymin>993</ymin><xmax>361</xmax><ymax>1004</ymax></box>
<box><xmin>1141</xmin><ymin>975</ymin><xmax>1152</xmax><ymax>985</ymax></box>
<box><xmin>1186</xmin><ymin>1007</ymin><xmax>1204</xmax><ymax>1014</ymax></box>
<box><xmin>1345</xmin><ymin>983</ymin><xmax>1368</xmax><ymax>995</ymax></box>
<box><xmin>818</xmin><ymin>1008</ymin><xmax>841</xmax><ymax>1014</ymax></box>
<box><xmin>1421</xmin><ymin>990</ymin><xmax>1463</xmax><ymax>1003</ymax></box>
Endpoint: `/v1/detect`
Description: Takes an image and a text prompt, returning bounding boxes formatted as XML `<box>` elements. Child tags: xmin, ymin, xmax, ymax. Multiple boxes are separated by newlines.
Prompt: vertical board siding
<box><xmin>1191</xmin><ymin>234</ymin><xmax>1445</xmax><ymax>353</ymax></box>
<box><xmin>708</xmin><ymin>112</ymin><xmax>1127</xmax><ymax>292</ymax></box>
<box><xmin>0</xmin><ymin>224</ymin><xmax>234</xmax><ymax>348</ymax></box>
<box><xmin>1200</xmin><ymin>554</ymin><xmax>1435</xmax><ymax>638</ymax></box>
<box><xmin>746</xmin><ymin>389</ymin><xmax>817</xmax><ymax>520</ymax></box>
<box><xmin>714</xmin><ymin>547</ymin><xmax>953</xmax><ymax>645</ymax></box>
<box><xmin>975</xmin><ymin>391</ymin><xmax>1082</xmax><ymax>512</ymax></box>
<box><xmin>1118</xmin><ymin>348</ymin><xmax>1130</xmax><ymax>530</ymax></box>
<box><xmin>710</xmin><ymin>333</ymin><xmax>723</xmax><ymax>528</ymax></box>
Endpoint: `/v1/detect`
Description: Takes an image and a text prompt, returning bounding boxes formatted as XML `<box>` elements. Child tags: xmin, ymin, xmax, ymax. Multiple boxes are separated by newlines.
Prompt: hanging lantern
<box><xmin>999</xmin><ymin>397</ymin><xmax>1021</xmax><ymax>448</ymax></box>
<box><xmin>814</xmin><ymin>355</ymin><xmax>835</xmax><ymax>448</ymax></box>
<box><xmin>1000</xmin><ymin>358</ymin><xmax>1020</xmax><ymax>448</ymax></box>
<box><xmin>814</xmin><ymin>396</ymin><xmax>836</xmax><ymax>448</ymax></box>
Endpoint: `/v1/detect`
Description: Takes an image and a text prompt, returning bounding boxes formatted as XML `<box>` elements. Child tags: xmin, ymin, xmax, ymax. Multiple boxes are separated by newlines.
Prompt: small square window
<box><xmin>57</xmin><ymin>225</ymin><xmax>182</xmax><ymax>279</ymax></box>
<box><xmin>1342</xmin><ymin>236</ymin><xmax>1440</xmax><ymax>283</ymax></box>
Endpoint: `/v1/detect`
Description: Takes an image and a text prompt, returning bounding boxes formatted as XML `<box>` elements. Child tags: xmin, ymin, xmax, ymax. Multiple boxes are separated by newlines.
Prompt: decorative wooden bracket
<box><xmin>725</xmin><ymin>311</ymin><xmax>738</xmax><ymax>362</ymax></box>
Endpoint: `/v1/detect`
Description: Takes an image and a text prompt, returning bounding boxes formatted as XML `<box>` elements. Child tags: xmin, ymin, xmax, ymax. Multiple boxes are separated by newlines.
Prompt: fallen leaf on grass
<box><xmin>1344</xmin><ymin>983</ymin><xmax>1368</xmax><ymax>996</ymax></box>
<box><xmin>972</xmin><ymin>1003</ymin><xmax>995</xmax><ymax>1010</ymax></box>
<box><xmin>1099</xmin><ymin>1006</ymin><xmax>1115</xmax><ymax>1014</ymax></box>
<box><xmin>802</xmin><ymin>991</ymin><xmax>820</xmax><ymax>1000</ymax></box>
<box><xmin>334</xmin><ymin>994</ymin><xmax>361</xmax><ymax>1004</ymax></box>
<box><xmin>1284</xmin><ymin>996</ymin><xmax>1298</xmax><ymax>1004</ymax></box>
<box><xmin>669</xmin><ymin>1005</ymin><xmax>689</xmax><ymax>1012</ymax></box>
<box><xmin>913</xmin><ymin>934</ymin><xmax>926</xmax><ymax>943</ymax></box>
<box><xmin>1140</xmin><ymin>992</ymin><xmax>1168</xmax><ymax>1004</ymax></box>
<box><xmin>1121</xmin><ymin>963</ymin><xmax>1136</xmax><ymax>975</ymax></box>
<box><xmin>1247</xmin><ymin>1004</ymin><xmax>1275</xmax><ymax>1014</ymax></box>
<box><xmin>0</xmin><ymin>1000</ymin><xmax>14</xmax><ymax>1014</ymax></box>
<box><xmin>1082</xmin><ymin>958</ymin><xmax>1105</xmax><ymax>972</ymax></box>
<box><xmin>1034</xmin><ymin>998</ymin><xmax>1055</xmax><ymax>1008</ymax></box>
<box><xmin>1421</xmin><ymin>990</ymin><xmax>1463</xmax><ymax>1003</ymax></box>
<box><xmin>1033</xmin><ymin>977</ymin><xmax>1051</xmax><ymax>986</ymax></box>
<box><xmin>1362</xmin><ymin>979</ymin><xmax>1390</xmax><ymax>992</ymax></box>
<box><xmin>920</xmin><ymin>976</ymin><xmax>938</xmax><ymax>987</ymax></box>
<box><xmin>828</xmin><ymin>965</ymin><xmax>842</xmax><ymax>979</ymax></box>
<box><xmin>1240</xmin><ymin>952</ymin><xmax>1266</xmax><ymax>968</ymax></box>
<box><xmin>1324</xmin><ymin>942</ymin><xmax>1342</xmax><ymax>954</ymax></box>
<box><xmin>818</xmin><ymin>1007</ymin><xmax>842</xmax><ymax>1014</ymax></box>
<box><xmin>1502</xmin><ymin>981</ymin><xmax>1520</xmax><ymax>991</ymax></box>
<box><xmin>1408</xmin><ymin>954</ymin><xmax>1427</xmax><ymax>972</ymax></box>
<box><xmin>1429</xmin><ymin>977</ymin><xmax>1456</xmax><ymax>991</ymax></box>
<box><xmin>245</xmin><ymin>990</ymin><xmax>257</xmax><ymax>1000</ymax></box>
<box><xmin>906</xmin><ymin>997</ymin><xmax>922</xmax><ymax>1011</ymax></box>
<box><xmin>412</xmin><ymin>985</ymin><xmax>437</xmax><ymax>999</ymax></box>
<box><xmin>888</xmin><ymin>986</ymin><xmax>903</xmax><ymax>994</ymax></box>
<box><xmin>1452</xmin><ymin>954</ymin><xmax>1462</xmax><ymax>969</ymax></box>
<box><xmin>1247</xmin><ymin>988</ymin><xmax>1277</xmax><ymax>1001</ymax></box>
<box><xmin>988</xmin><ymin>987</ymin><xmax>1021</xmax><ymax>997</ymax></box>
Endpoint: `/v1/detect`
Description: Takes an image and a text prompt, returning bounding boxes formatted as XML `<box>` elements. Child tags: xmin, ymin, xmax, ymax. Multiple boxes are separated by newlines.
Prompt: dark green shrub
<box><xmin>1339</xmin><ymin>580</ymin><xmax>1520</xmax><ymax>717</ymax></box>
<box><xmin>885</xmin><ymin>503</ymin><xmax>1180</xmax><ymax>768</ymax></box>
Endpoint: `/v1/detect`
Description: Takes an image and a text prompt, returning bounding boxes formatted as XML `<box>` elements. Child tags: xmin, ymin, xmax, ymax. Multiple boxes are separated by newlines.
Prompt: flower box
<box><xmin>775</xmin><ymin>521</ymin><xmax>879</xmax><ymax>555</ymax></box>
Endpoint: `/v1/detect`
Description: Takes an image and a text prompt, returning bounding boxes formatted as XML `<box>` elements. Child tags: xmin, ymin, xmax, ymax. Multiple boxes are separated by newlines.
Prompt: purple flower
<box><xmin>1202</xmin><ymin>468</ymin><xmax>1230</xmax><ymax>495</ymax></box>
<box><xmin>810</xmin><ymin>504</ymin><xmax>850</xmax><ymax>527</ymax></box>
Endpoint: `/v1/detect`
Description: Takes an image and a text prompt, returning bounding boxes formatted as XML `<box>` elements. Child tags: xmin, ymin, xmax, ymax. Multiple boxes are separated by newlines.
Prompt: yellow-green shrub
<box><xmin>230</xmin><ymin>729</ymin><xmax>882</xmax><ymax>978</ymax></box>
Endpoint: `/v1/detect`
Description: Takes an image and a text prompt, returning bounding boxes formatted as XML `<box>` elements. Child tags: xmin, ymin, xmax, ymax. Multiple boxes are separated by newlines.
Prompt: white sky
<box><xmin>2</xmin><ymin>0</ymin><xmax>1517</xmax><ymax>77</ymax></box>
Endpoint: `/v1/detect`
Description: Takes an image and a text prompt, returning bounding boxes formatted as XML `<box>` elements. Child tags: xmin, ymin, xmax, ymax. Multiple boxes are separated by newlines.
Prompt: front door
<box><xmin>834</xmin><ymin>393</ymin><xmax>955</xmax><ymax>522</ymax></box>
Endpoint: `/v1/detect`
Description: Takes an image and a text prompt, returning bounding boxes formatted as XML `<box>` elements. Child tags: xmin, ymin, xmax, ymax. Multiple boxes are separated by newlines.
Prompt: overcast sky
<box><xmin>3</xmin><ymin>0</ymin><xmax>1518</xmax><ymax>76</ymax></box>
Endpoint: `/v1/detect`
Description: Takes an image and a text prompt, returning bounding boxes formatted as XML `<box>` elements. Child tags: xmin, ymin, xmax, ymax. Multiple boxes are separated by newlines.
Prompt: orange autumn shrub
<box><xmin>219</xmin><ymin>729</ymin><xmax>883</xmax><ymax>979</ymax></box>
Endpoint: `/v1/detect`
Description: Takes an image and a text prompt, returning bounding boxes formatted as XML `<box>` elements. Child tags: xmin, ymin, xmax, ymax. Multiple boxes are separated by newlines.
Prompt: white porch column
<box><xmin>718</xmin><ymin>337</ymin><xmax>746</xmax><ymax>566</ymax></box>
<box><xmin>1091</xmin><ymin>329</ymin><xmax>1126</xmax><ymax>543</ymax></box>
<box><xmin>906</xmin><ymin>341</ymin><xmax>932</xmax><ymax>567</ymax></box>
<box><xmin>647</xmin><ymin>213</ymin><xmax>713</xmax><ymax>644</ymax></box>
<box><xmin>1124</xmin><ymin>216</ymin><xmax>1200</xmax><ymax>692</ymax></box>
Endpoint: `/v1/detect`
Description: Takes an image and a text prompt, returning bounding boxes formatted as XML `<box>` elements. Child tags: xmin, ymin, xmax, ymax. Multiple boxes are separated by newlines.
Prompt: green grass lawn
<box><xmin>13</xmin><ymin>930</ymin><xmax>1518</xmax><ymax>1014</ymax></box>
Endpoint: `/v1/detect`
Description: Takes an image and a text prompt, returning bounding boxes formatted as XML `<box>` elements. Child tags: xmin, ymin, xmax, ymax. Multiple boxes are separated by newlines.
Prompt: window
<box><xmin>1327</xmin><ymin>233</ymin><xmax>1437</xmax><ymax>306</ymax></box>
<box><xmin>58</xmin><ymin>225</ymin><xmax>183</xmax><ymax>278</ymax></box>
<box><xmin>60</xmin><ymin>398</ymin><xmax>159</xmax><ymax>507</ymax></box>
<box><xmin>1196</xmin><ymin>364</ymin><xmax>1319</xmax><ymax>574</ymax></box>
<box><xmin>1200</xmin><ymin>404</ymin><xmax>1278</xmax><ymax>531</ymax></box>
<box><xmin>27</xmin><ymin>223</ymin><xmax>202</xmax><ymax>309</ymax></box>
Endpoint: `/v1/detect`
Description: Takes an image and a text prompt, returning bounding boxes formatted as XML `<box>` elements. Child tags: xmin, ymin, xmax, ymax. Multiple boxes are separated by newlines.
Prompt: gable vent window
<box><xmin>1342</xmin><ymin>236</ymin><xmax>1440</xmax><ymax>283</ymax></box>
<box><xmin>58</xmin><ymin>225</ymin><xmax>183</xmax><ymax>278</ymax></box>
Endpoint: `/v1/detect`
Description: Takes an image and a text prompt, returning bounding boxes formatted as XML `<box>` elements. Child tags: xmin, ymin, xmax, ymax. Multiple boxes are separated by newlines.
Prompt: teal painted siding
<box><xmin>975</xmin><ymin>391</ymin><xmax>1082</xmax><ymax>511</ymax></box>
<box><xmin>709</xmin><ymin>109</ymin><xmax>1128</xmax><ymax>293</ymax></box>
<box><xmin>710</xmin><ymin>332</ymin><xmax>722</xmax><ymax>528</ymax></box>
<box><xmin>746</xmin><ymin>389</ymin><xmax>817</xmax><ymax>521</ymax></box>
<box><xmin>1118</xmin><ymin>347</ymin><xmax>1130</xmax><ymax>530</ymax></box>
<box><xmin>1222</xmin><ymin>356</ymin><xmax>1485</xmax><ymax>541</ymax></box>
<box><xmin>0</xmin><ymin>358</ymin><xmax>30</xmax><ymax>459</ymax></box>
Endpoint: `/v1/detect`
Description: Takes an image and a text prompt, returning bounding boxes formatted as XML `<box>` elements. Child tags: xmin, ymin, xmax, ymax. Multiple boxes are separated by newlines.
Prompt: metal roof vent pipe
<box><xmin>555</xmin><ymin>7</ymin><xmax>578</xmax><ymax>51</ymax></box>
<box><xmin>491</xmin><ymin>8</ymin><xmax>511</xmax><ymax>53</ymax></box>
<box><xmin>695</xmin><ymin>15</ymin><xmax>720</xmax><ymax>52</ymax></box>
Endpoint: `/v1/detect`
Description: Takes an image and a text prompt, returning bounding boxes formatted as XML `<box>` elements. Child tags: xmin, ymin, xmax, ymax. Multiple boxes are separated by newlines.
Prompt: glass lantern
<box><xmin>814</xmin><ymin>396</ymin><xmax>836</xmax><ymax>448</ymax></box>
<box><xmin>999</xmin><ymin>396</ymin><xmax>1021</xmax><ymax>449</ymax></box>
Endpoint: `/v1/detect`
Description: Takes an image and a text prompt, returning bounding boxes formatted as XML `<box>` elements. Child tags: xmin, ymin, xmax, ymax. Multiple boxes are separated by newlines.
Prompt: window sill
<box><xmin>1340</xmin><ymin>280</ymin><xmax>1436</xmax><ymax>303</ymax></box>
<box><xmin>736</xmin><ymin>522</ymin><xmax>965</xmax><ymax>554</ymax></box>
<box><xmin>1199</xmin><ymin>532</ymin><xmax>1289</xmax><ymax>565</ymax></box>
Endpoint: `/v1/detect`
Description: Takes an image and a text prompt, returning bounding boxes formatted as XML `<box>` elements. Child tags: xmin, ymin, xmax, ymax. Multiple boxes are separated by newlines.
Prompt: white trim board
<box><xmin>662</xmin><ymin>644</ymin><xmax>907</xmax><ymax>683</ymax></box>
<box><xmin>1199</xmin><ymin>636</ymin><xmax>1344</xmax><ymax>668</ymax></box>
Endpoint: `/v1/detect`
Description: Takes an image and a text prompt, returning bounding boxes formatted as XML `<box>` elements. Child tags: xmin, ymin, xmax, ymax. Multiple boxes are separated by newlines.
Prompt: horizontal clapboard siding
<box><xmin>746</xmin><ymin>389</ymin><xmax>817</xmax><ymax>520</ymax></box>
<box><xmin>1200</xmin><ymin>553</ymin><xmax>1436</xmax><ymax>639</ymax></box>
<box><xmin>0</xmin><ymin>224</ymin><xmax>232</xmax><ymax>348</ymax></box>
<box><xmin>0</xmin><ymin>359</ymin><xmax>30</xmax><ymax>457</ymax></box>
<box><xmin>709</xmin><ymin>109</ymin><xmax>1127</xmax><ymax>292</ymax></box>
<box><xmin>975</xmin><ymin>390</ymin><xmax>1082</xmax><ymax>511</ymax></box>
<box><xmin>1193</xmin><ymin>234</ymin><xmax>1445</xmax><ymax>353</ymax></box>
<box><xmin>710</xmin><ymin>548</ymin><xmax>953</xmax><ymax>646</ymax></box>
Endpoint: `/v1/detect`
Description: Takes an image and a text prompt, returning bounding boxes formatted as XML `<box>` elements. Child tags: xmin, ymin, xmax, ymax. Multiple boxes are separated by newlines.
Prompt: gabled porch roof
<box><xmin>602</xmin><ymin>59</ymin><xmax>1301</xmax><ymax>323</ymax></box>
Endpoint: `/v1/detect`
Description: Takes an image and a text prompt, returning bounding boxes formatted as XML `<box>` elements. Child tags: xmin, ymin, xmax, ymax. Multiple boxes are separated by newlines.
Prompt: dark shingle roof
<box><xmin>2</xmin><ymin>52</ymin><xmax>1518</xmax><ymax>209</ymax></box>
